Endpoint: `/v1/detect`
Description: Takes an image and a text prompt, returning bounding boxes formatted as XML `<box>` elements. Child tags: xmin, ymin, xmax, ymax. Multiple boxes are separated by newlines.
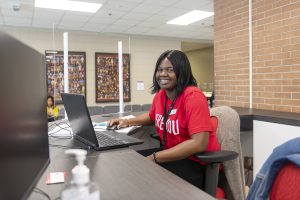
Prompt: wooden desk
<box><xmin>28</xmin><ymin>146</ymin><xmax>216</xmax><ymax>200</ymax></box>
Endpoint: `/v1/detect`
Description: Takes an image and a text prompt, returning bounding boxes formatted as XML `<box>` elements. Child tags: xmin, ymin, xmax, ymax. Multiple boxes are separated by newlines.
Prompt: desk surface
<box><xmin>28</xmin><ymin>147</ymin><xmax>215</xmax><ymax>200</ymax></box>
<box><xmin>29</xmin><ymin>113</ymin><xmax>215</xmax><ymax>200</ymax></box>
<box><xmin>232</xmin><ymin>106</ymin><xmax>300</xmax><ymax>127</ymax></box>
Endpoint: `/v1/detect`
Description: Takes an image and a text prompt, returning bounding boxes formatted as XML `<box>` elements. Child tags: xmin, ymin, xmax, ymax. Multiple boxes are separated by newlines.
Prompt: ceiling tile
<box><xmin>88</xmin><ymin>17</ymin><xmax>118</xmax><ymax>25</ymax></box>
<box><xmin>60</xmin><ymin>14</ymin><xmax>92</xmax><ymax>23</ymax></box>
<box><xmin>80</xmin><ymin>24</ymin><xmax>103</xmax><ymax>32</ymax></box>
<box><xmin>1</xmin><ymin>8</ymin><xmax>33</xmax><ymax>18</ymax></box>
<box><xmin>103</xmin><ymin>25</ymin><xmax>130</xmax><ymax>33</ymax></box>
<box><xmin>33</xmin><ymin>9</ymin><xmax>64</xmax><ymax>27</ymax></box>
<box><xmin>156</xmin><ymin>7</ymin><xmax>190</xmax><ymax>18</ymax></box>
<box><xmin>125</xmin><ymin>26</ymin><xmax>151</xmax><ymax>34</ymax></box>
<box><xmin>198</xmin><ymin>3</ymin><xmax>214</xmax><ymax>12</ymax></box>
<box><xmin>142</xmin><ymin>0</ymin><xmax>181</xmax><ymax>6</ymax></box>
<box><xmin>173</xmin><ymin>0</ymin><xmax>212</xmax><ymax>10</ymax></box>
<box><xmin>133</xmin><ymin>4</ymin><xmax>164</xmax><ymax>14</ymax></box>
<box><xmin>94</xmin><ymin>9</ymin><xmax>127</xmax><ymax>19</ymax></box>
<box><xmin>57</xmin><ymin>23</ymin><xmax>86</xmax><ymax>30</ymax></box>
<box><xmin>102</xmin><ymin>0</ymin><xmax>140</xmax><ymax>12</ymax></box>
<box><xmin>32</xmin><ymin>23</ymin><xmax>54</xmax><ymax>29</ymax></box>
<box><xmin>0</xmin><ymin>0</ymin><xmax>215</xmax><ymax>41</ymax></box>
<box><xmin>135</xmin><ymin>21</ymin><xmax>159</xmax><ymax>28</ymax></box>
<box><xmin>121</xmin><ymin>12</ymin><xmax>151</xmax><ymax>21</ymax></box>
<box><xmin>32</xmin><ymin>18</ymin><xmax>62</xmax><ymax>27</ymax></box>
<box><xmin>112</xmin><ymin>18</ymin><xmax>140</xmax><ymax>26</ymax></box>
<box><xmin>118</xmin><ymin>0</ymin><xmax>143</xmax><ymax>2</ymax></box>
<box><xmin>81</xmin><ymin>0</ymin><xmax>107</xmax><ymax>3</ymax></box>
<box><xmin>143</xmin><ymin>14</ymin><xmax>173</xmax><ymax>24</ymax></box>
<box><xmin>0</xmin><ymin>1</ymin><xmax>14</xmax><ymax>9</ymax></box>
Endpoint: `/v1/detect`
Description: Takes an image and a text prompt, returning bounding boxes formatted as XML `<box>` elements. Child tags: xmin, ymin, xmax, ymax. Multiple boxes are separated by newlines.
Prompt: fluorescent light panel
<box><xmin>35</xmin><ymin>0</ymin><xmax>102</xmax><ymax>13</ymax></box>
<box><xmin>167</xmin><ymin>10</ymin><xmax>214</xmax><ymax>25</ymax></box>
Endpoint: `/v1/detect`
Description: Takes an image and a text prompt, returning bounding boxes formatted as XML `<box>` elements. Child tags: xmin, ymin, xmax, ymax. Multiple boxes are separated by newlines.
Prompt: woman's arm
<box><xmin>147</xmin><ymin>132</ymin><xmax>209</xmax><ymax>163</ymax></box>
<box><xmin>108</xmin><ymin>113</ymin><xmax>154</xmax><ymax>128</ymax></box>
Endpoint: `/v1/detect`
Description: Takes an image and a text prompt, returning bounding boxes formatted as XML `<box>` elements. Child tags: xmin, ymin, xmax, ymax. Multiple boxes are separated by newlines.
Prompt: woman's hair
<box><xmin>151</xmin><ymin>50</ymin><xmax>197</xmax><ymax>95</ymax></box>
<box><xmin>47</xmin><ymin>95</ymin><xmax>55</xmax><ymax>107</ymax></box>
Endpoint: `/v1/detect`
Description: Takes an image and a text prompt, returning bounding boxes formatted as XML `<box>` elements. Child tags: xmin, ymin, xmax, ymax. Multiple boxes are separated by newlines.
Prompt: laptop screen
<box><xmin>61</xmin><ymin>93</ymin><xmax>98</xmax><ymax>147</ymax></box>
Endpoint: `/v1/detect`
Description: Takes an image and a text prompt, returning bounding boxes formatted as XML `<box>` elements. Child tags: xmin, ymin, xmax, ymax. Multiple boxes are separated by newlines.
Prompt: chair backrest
<box><xmin>124</xmin><ymin>104</ymin><xmax>142</xmax><ymax>112</ymax></box>
<box><xmin>88</xmin><ymin>106</ymin><xmax>103</xmax><ymax>116</ymax></box>
<box><xmin>210</xmin><ymin>106</ymin><xmax>246</xmax><ymax>200</ymax></box>
<box><xmin>141</xmin><ymin>104</ymin><xmax>151</xmax><ymax>111</ymax></box>
<box><xmin>57</xmin><ymin>107</ymin><xmax>65</xmax><ymax>120</ymax></box>
<box><xmin>103</xmin><ymin>105</ymin><xmax>119</xmax><ymax>114</ymax></box>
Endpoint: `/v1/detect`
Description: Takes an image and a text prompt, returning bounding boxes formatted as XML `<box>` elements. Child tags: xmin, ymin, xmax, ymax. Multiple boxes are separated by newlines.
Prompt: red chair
<box><xmin>150</xmin><ymin>106</ymin><xmax>245</xmax><ymax>199</ymax></box>
<box><xmin>269</xmin><ymin>162</ymin><xmax>300</xmax><ymax>200</ymax></box>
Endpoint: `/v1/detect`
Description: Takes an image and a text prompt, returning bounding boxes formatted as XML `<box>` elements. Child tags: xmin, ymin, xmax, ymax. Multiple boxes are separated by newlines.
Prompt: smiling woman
<box><xmin>155</xmin><ymin>58</ymin><xmax>177</xmax><ymax>94</ymax></box>
<box><xmin>107</xmin><ymin>50</ymin><xmax>220</xmax><ymax>190</ymax></box>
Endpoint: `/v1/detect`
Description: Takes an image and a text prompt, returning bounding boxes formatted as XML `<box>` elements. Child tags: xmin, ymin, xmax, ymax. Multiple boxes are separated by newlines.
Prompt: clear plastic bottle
<box><xmin>61</xmin><ymin>149</ymin><xmax>100</xmax><ymax>200</ymax></box>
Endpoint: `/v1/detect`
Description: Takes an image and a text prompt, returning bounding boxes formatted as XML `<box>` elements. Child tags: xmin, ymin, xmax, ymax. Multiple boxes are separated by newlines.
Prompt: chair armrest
<box><xmin>151</xmin><ymin>133</ymin><xmax>238</xmax><ymax>164</ymax></box>
<box><xmin>195</xmin><ymin>150</ymin><xmax>238</xmax><ymax>164</ymax></box>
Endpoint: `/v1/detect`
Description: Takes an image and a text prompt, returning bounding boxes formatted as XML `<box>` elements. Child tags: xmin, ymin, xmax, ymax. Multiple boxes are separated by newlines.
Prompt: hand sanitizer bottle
<box><xmin>61</xmin><ymin>149</ymin><xmax>100</xmax><ymax>200</ymax></box>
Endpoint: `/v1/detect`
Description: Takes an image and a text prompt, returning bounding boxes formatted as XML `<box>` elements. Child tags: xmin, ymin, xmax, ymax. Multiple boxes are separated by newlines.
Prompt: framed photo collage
<box><xmin>46</xmin><ymin>51</ymin><xmax>130</xmax><ymax>104</ymax></box>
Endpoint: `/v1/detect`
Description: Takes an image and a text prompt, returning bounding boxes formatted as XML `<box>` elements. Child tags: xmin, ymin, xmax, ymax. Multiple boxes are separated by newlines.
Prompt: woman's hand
<box><xmin>107</xmin><ymin>118</ymin><xmax>131</xmax><ymax>128</ymax></box>
<box><xmin>147</xmin><ymin>155</ymin><xmax>154</xmax><ymax>162</ymax></box>
<box><xmin>107</xmin><ymin>113</ymin><xmax>153</xmax><ymax>129</ymax></box>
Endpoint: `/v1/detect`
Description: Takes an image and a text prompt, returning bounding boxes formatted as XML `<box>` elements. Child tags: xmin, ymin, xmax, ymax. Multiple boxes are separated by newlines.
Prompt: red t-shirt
<box><xmin>149</xmin><ymin>86</ymin><xmax>220</xmax><ymax>162</ymax></box>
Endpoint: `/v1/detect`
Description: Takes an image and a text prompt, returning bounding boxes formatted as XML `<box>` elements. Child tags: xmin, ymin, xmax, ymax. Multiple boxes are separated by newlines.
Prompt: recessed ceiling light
<box><xmin>167</xmin><ymin>10</ymin><xmax>214</xmax><ymax>25</ymax></box>
<box><xmin>35</xmin><ymin>0</ymin><xmax>102</xmax><ymax>13</ymax></box>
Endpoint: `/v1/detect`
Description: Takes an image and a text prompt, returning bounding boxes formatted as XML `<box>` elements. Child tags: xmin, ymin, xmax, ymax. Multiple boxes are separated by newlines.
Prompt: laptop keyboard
<box><xmin>95</xmin><ymin>131</ymin><xmax>124</xmax><ymax>146</ymax></box>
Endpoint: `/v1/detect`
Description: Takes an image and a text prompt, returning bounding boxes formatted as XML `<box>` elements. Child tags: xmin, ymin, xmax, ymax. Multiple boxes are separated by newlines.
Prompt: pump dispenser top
<box><xmin>65</xmin><ymin>149</ymin><xmax>89</xmax><ymax>184</ymax></box>
<box><xmin>62</xmin><ymin>149</ymin><xmax>100</xmax><ymax>200</ymax></box>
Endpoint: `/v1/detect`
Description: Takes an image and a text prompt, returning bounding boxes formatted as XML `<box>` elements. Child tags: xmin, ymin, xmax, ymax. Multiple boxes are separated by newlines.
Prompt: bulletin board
<box><xmin>95</xmin><ymin>52</ymin><xmax>130</xmax><ymax>102</ymax></box>
<box><xmin>45</xmin><ymin>51</ymin><xmax>86</xmax><ymax>103</ymax></box>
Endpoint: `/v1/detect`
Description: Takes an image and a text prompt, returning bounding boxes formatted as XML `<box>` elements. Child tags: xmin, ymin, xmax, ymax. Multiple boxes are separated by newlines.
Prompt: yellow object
<box><xmin>47</xmin><ymin>106</ymin><xmax>59</xmax><ymax>120</ymax></box>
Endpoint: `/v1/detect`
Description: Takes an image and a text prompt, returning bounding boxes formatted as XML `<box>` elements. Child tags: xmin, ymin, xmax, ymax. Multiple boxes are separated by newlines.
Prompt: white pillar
<box><xmin>118</xmin><ymin>41</ymin><xmax>124</xmax><ymax>113</ymax></box>
<box><xmin>63</xmin><ymin>32</ymin><xmax>68</xmax><ymax>119</ymax></box>
<box><xmin>249</xmin><ymin>0</ymin><xmax>253</xmax><ymax>108</ymax></box>
<box><xmin>63</xmin><ymin>32</ymin><xmax>69</xmax><ymax>93</ymax></box>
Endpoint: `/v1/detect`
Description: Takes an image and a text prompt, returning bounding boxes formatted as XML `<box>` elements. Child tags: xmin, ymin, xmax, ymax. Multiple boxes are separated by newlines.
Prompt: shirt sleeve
<box><xmin>184</xmin><ymin>91</ymin><xmax>212</xmax><ymax>135</ymax></box>
<box><xmin>53</xmin><ymin>106</ymin><xmax>59</xmax><ymax>119</ymax></box>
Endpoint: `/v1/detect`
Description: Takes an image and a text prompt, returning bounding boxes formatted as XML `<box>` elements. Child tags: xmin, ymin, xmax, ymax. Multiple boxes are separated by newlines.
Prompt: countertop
<box><xmin>231</xmin><ymin>107</ymin><xmax>300</xmax><ymax>129</ymax></box>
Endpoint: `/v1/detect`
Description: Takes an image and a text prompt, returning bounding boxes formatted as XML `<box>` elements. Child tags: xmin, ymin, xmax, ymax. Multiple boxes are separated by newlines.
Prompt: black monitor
<box><xmin>0</xmin><ymin>32</ymin><xmax>49</xmax><ymax>199</ymax></box>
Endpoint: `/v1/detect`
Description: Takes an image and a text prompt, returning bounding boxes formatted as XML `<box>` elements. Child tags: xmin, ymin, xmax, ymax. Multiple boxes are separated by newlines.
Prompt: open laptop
<box><xmin>61</xmin><ymin>93</ymin><xmax>143</xmax><ymax>151</ymax></box>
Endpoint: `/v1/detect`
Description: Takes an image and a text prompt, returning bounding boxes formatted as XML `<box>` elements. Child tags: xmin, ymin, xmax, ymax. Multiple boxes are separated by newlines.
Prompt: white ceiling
<box><xmin>0</xmin><ymin>0</ymin><xmax>214</xmax><ymax>41</ymax></box>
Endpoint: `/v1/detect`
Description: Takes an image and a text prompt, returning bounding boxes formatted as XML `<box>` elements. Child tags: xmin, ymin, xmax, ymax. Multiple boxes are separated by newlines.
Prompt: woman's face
<box><xmin>47</xmin><ymin>98</ymin><xmax>53</xmax><ymax>107</ymax></box>
<box><xmin>156</xmin><ymin>58</ymin><xmax>177</xmax><ymax>91</ymax></box>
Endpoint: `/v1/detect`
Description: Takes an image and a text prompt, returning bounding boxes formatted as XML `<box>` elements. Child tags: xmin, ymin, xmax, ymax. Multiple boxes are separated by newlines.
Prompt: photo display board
<box><xmin>46</xmin><ymin>51</ymin><xmax>86</xmax><ymax>103</ymax></box>
<box><xmin>95</xmin><ymin>53</ymin><xmax>130</xmax><ymax>102</ymax></box>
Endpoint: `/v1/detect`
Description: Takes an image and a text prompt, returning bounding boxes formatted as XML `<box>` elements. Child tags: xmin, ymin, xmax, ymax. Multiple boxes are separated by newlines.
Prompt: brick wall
<box><xmin>214</xmin><ymin>0</ymin><xmax>250</xmax><ymax>108</ymax></box>
<box><xmin>214</xmin><ymin>0</ymin><xmax>300</xmax><ymax>113</ymax></box>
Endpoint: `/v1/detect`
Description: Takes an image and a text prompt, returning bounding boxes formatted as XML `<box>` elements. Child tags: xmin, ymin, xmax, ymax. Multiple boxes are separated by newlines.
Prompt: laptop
<box><xmin>61</xmin><ymin>93</ymin><xmax>143</xmax><ymax>151</ymax></box>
